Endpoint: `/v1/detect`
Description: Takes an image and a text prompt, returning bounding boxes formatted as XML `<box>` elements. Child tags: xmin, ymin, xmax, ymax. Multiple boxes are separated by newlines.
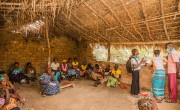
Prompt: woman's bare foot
<box><xmin>19</xmin><ymin>98</ymin><xmax>25</xmax><ymax>105</ymax></box>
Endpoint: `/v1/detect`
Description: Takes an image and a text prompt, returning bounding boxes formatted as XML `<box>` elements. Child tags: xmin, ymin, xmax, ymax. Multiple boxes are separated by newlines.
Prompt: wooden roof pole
<box><xmin>119</xmin><ymin>0</ymin><xmax>144</xmax><ymax>41</ymax></box>
<box><xmin>83</xmin><ymin>2</ymin><xmax>130</xmax><ymax>42</ymax></box>
<box><xmin>91</xmin><ymin>39</ymin><xmax>180</xmax><ymax>45</ymax></box>
<box><xmin>159</xmin><ymin>0</ymin><xmax>170</xmax><ymax>40</ymax></box>
<box><xmin>45</xmin><ymin>17</ymin><xmax>51</xmax><ymax>67</ymax></box>
<box><xmin>138</xmin><ymin>0</ymin><xmax>154</xmax><ymax>41</ymax></box>
<box><xmin>178</xmin><ymin>0</ymin><xmax>180</xmax><ymax>13</ymax></box>
<box><xmin>98</xmin><ymin>0</ymin><xmax>138</xmax><ymax>41</ymax></box>
<box><xmin>70</xmin><ymin>12</ymin><xmax>110</xmax><ymax>42</ymax></box>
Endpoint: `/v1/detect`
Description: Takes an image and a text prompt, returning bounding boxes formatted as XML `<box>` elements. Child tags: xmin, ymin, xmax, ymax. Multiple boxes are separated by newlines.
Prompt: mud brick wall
<box><xmin>0</xmin><ymin>31</ymin><xmax>78</xmax><ymax>73</ymax></box>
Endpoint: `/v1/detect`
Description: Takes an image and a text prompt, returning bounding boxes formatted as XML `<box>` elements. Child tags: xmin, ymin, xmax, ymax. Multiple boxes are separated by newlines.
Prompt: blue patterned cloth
<box><xmin>151</xmin><ymin>70</ymin><xmax>165</xmax><ymax>98</ymax></box>
<box><xmin>67</xmin><ymin>69</ymin><xmax>77</xmax><ymax>76</ymax></box>
<box><xmin>40</xmin><ymin>73</ymin><xmax>60</xmax><ymax>95</ymax></box>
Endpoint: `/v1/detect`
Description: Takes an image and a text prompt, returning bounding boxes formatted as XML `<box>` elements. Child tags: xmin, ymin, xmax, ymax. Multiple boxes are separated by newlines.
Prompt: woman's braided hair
<box><xmin>137</xmin><ymin>98</ymin><xmax>153</xmax><ymax>110</ymax></box>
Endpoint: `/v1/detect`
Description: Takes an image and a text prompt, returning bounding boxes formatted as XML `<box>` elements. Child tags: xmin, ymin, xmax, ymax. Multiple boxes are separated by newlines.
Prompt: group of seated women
<box><xmin>0</xmin><ymin>57</ymin><xmax>124</xmax><ymax>109</ymax></box>
<box><xmin>49</xmin><ymin>57</ymin><xmax>123</xmax><ymax>88</ymax></box>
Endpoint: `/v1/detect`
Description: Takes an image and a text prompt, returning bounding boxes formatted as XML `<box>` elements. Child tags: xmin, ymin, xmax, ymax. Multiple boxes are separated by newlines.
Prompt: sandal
<box><xmin>165</xmin><ymin>98</ymin><xmax>173</xmax><ymax>103</ymax></box>
<box><xmin>155</xmin><ymin>99</ymin><xmax>162</xmax><ymax>103</ymax></box>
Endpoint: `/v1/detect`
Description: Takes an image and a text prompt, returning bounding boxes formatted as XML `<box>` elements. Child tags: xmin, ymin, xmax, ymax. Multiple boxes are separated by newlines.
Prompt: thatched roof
<box><xmin>0</xmin><ymin>0</ymin><xmax>180</xmax><ymax>43</ymax></box>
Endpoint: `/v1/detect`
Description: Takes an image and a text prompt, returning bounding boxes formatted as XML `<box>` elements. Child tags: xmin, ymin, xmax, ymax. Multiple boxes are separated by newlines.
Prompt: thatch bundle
<box><xmin>0</xmin><ymin>0</ymin><xmax>179</xmax><ymax>44</ymax></box>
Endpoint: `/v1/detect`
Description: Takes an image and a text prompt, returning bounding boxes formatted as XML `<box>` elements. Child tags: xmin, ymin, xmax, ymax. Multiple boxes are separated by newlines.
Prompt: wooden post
<box><xmin>45</xmin><ymin>17</ymin><xmax>51</xmax><ymax>67</ymax></box>
<box><xmin>108</xmin><ymin>43</ymin><xmax>111</xmax><ymax>61</ymax></box>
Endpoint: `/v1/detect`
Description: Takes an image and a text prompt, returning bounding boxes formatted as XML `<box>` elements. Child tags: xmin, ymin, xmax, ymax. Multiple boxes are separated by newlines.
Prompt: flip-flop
<box><xmin>165</xmin><ymin>98</ymin><xmax>173</xmax><ymax>103</ymax></box>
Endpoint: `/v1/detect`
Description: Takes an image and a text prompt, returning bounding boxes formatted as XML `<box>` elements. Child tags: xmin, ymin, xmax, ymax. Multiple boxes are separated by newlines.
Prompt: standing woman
<box><xmin>151</xmin><ymin>50</ymin><xmax>167</xmax><ymax>103</ymax></box>
<box><xmin>131</xmin><ymin>49</ymin><xmax>145</xmax><ymax>98</ymax></box>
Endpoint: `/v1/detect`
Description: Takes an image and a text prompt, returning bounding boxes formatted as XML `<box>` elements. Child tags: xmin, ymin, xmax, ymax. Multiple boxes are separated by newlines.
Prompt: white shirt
<box><xmin>151</xmin><ymin>57</ymin><xmax>167</xmax><ymax>70</ymax></box>
<box><xmin>51</xmin><ymin>62</ymin><xmax>59</xmax><ymax>71</ymax></box>
<box><xmin>131</xmin><ymin>57</ymin><xmax>141</xmax><ymax>71</ymax></box>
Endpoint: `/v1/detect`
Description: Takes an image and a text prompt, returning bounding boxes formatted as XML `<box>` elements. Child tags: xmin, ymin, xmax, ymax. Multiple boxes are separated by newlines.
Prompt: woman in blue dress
<box><xmin>40</xmin><ymin>68</ymin><xmax>60</xmax><ymax>96</ymax></box>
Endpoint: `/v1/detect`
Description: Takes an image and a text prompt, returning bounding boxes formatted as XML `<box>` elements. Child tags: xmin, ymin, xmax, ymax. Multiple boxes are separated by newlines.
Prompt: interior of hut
<box><xmin>0</xmin><ymin>0</ymin><xmax>180</xmax><ymax>110</ymax></box>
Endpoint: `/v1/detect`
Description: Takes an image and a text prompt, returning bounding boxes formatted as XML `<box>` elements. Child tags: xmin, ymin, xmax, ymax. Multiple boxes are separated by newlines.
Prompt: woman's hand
<box><xmin>140</xmin><ymin>58</ymin><xmax>146</xmax><ymax>64</ymax></box>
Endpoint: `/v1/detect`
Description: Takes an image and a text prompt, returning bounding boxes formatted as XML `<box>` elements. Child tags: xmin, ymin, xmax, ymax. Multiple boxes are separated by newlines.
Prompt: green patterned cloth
<box><xmin>106</xmin><ymin>76</ymin><xmax>119</xmax><ymax>87</ymax></box>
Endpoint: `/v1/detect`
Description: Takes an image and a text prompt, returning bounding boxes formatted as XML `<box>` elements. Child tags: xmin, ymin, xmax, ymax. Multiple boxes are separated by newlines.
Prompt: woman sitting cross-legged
<box><xmin>94</xmin><ymin>64</ymin><xmax>111</xmax><ymax>87</ymax></box>
<box><xmin>0</xmin><ymin>75</ymin><xmax>25</xmax><ymax>105</ymax></box>
<box><xmin>84</xmin><ymin>63</ymin><xmax>94</xmax><ymax>79</ymax></box>
<box><xmin>0</xmin><ymin>88</ymin><xmax>20</xmax><ymax>110</ymax></box>
<box><xmin>9</xmin><ymin>62</ymin><xmax>24</xmax><ymax>84</ymax></box>
<box><xmin>66</xmin><ymin>67</ymin><xmax>77</xmax><ymax>81</ymax></box>
<box><xmin>91</xmin><ymin>64</ymin><xmax>103</xmax><ymax>82</ymax></box>
<box><xmin>24</xmin><ymin>62</ymin><xmax>37</xmax><ymax>84</ymax></box>
<box><xmin>40</xmin><ymin>68</ymin><xmax>60</xmax><ymax>96</ymax></box>
<box><xmin>80</xmin><ymin>60</ymin><xmax>87</xmax><ymax>77</ymax></box>
<box><xmin>60</xmin><ymin>60</ymin><xmax>68</xmax><ymax>80</ymax></box>
<box><xmin>106</xmin><ymin>64</ymin><xmax>121</xmax><ymax>87</ymax></box>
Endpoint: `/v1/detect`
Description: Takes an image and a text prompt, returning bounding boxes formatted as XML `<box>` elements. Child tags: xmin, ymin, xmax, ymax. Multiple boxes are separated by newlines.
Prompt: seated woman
<box><xmin>72</xmin><ymin>58</ymin><xmax>80</xmax><ymax>78</ymax></box>
<box><xmin>0</xmin><ymin>80</ymin><xmax>20</xmax><ymax>110</ymax></box>
<box><xmin>40</xmin><ymin>68</ymin><xmax>60</xmax><ymax>96</ymax></box>
<box><xmin>24</xmin><ymin>62</ymin><xmax>37</xmax><ymax>84</ymax></box>
<box><xmin>0</xmin><ymin>75</ymin><xmax>25</xmax><ymax>105</ymax></box>
<box><xmin>67</xmin><ymin>67</ymin><xmax>77</xmax><ymax>81</ymax></box>
<box><xmin>80</xmin><ymin>60</ymin><xmax>87</xmax><ymax>77</ymax></box>
<box><xmin>103</xmin><ymin>64</ymin><xmax>111</xmax><ymax>76</ymax></box>
<box><xmin>106</xmin><ymin>64</ymin><xmax>121</xmax><ymax>87</ymax></box>
<box><xmin>60</xmin><ymin>60</ymin><xmax>68</xmax><ymax>80</ymax></box>
<box><xmin>67</xmin><ymin>58</ymin><xmax>73</xmax><ymax>69</ymax></box>
<box><xmin>84</xmin><ymin>63</ymin><xmax>94</xmax><ymax>79</ymax></box>
<box><xmin>9</xmin><ymin>62</ymin><xmax>24</xmax><ymax>84</ymax></box>
<box><xmin>51</xmin><ymin>57</ymin><xmax>61</xmax><ymax>81</ymax></box>
<box><xmin>94</xmin><ymin>64</ymin><xmax>111</xmax><ymax>87</ymax></box>
<box><xmin>91</xmin><ymin>64</ymin><xmax>103</xmax><ymax>81</ymax></box>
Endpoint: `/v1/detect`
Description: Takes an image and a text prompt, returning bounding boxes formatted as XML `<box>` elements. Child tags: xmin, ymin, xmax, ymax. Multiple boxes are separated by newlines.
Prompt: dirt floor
<box><xmin>17</xmin><ymin>80</ymin><xmax>180</xmax><ymax>110</ymax></box>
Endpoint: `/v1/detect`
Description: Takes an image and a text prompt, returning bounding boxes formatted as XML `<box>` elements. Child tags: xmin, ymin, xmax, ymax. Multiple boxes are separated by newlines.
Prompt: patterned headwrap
<box><xmin>137</xmin><ymin>98</ymin><xmax>153</xmax><ymax>110</ymax></box>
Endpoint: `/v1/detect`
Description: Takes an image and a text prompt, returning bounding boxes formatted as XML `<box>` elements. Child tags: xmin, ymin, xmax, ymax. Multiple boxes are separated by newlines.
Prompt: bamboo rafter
<box><xmin>138</xmin><ymin>0</ymin><xmax>154</xmax><ymax>41</ymax></box>
<box><xmin>83</xmin><ymin>2</ymin><xmax>130</xmax><ymax>42</ymax></box>
<box><xmin>60</xmin><ymin>19</ymin><xmax>97</xmax><ymax>42</ymax></box>
<box><xmin>61</xmin><ymin>12</ymin><xmax>99</xmax><ymax>42</ymax></box>
<box><xmin>70</xmin><ymin>12</ymin><xmax>109</xmax><ymax>42</ymax></box>
<box><xmin>98</xmin><ymin>0</ymin><xmax>138</xmax><ymax>41</ymax></box>
<box><xmin>159</xmin><ymin>0</ymin><xmax>170</xmax><ymax>40</ymax></box>
<box><xmin>105</xmin><ymin>12</ymin><xmax>180</xmax><ymax>30</ymax></box>
<box><xmin>119</xmin><ymin>0</ymin><xmax>144</xmax><ymax>41</ymax></box>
